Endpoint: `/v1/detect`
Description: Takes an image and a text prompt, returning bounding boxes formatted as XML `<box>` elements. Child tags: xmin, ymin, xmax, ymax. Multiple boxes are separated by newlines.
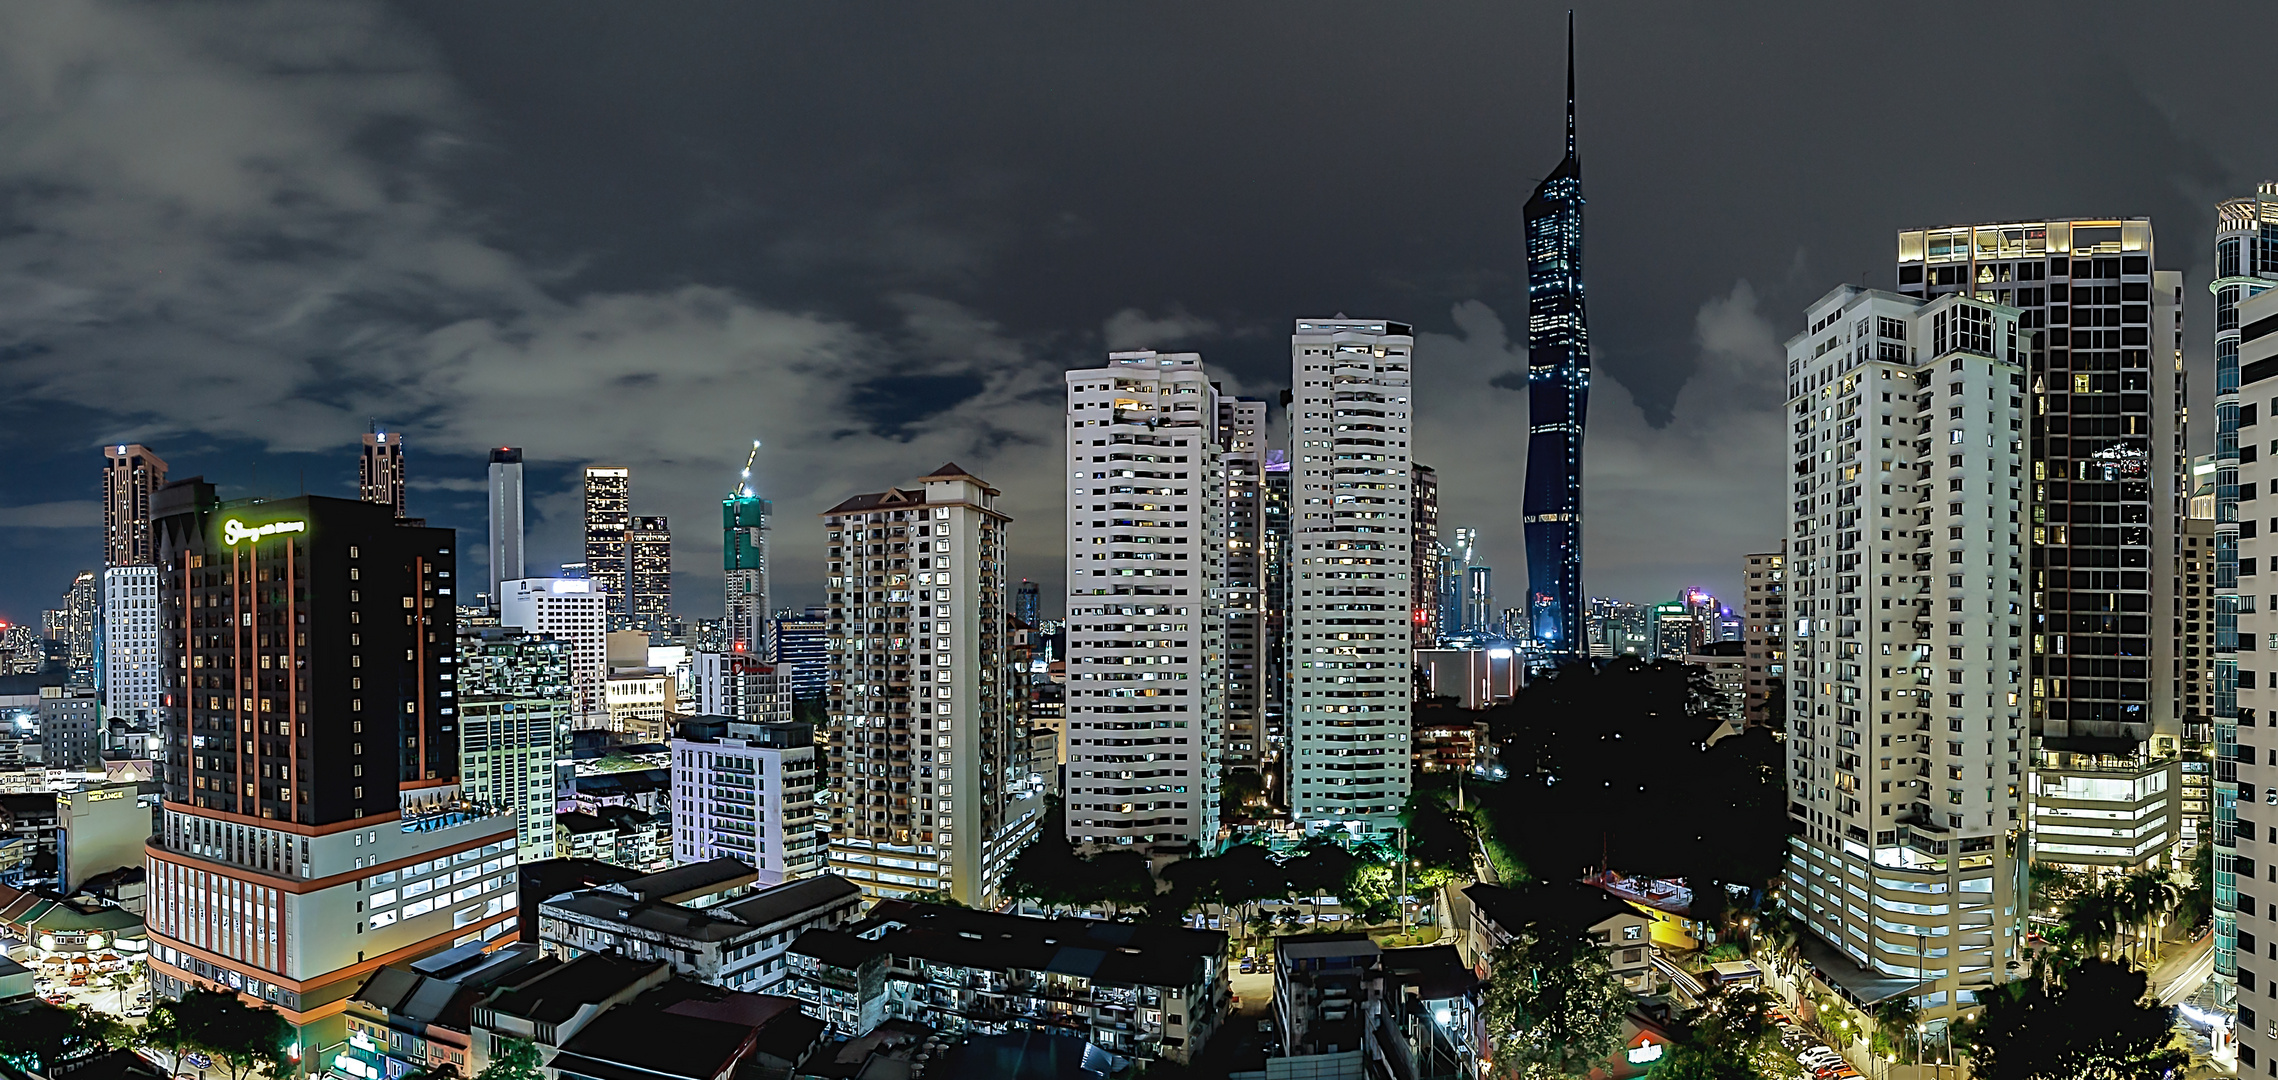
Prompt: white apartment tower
<box><xmin>2225</xmin><ymin>285</ymin><xmax>2278</xmax><ymax>1068</ymax></box>
<box><xmin>822</xmin><ymin>465</ymin><xmax>1039</xmax><ymax>905</ymax></box>
<box><xmin>672</xmin><ymin>720</ymin><xmax>822</xmax><ymax>884</ymax></box>
<box><xmin>101</xmin><ymin>565</ymin><xmax>162</xmax><ymax>724</ymax></box>
<box><xmin>1061</xmin><ymin>352</ymin><xmax>1227</xmax><ymax>851</ymax></box>
<box><xmin>1285</xmin><ymin>319</ymin><xmax>1415</xmax><ymax>835</ymax></box>
<box><xmin>1781</xmin><ymin>284</ymin><xmax>2026</xmax><ymax>1023</ymax></box>
<box><xmin>498</xmin><ymin>578</ymin><xmax>612</xmax><ymax>724</ymax></box>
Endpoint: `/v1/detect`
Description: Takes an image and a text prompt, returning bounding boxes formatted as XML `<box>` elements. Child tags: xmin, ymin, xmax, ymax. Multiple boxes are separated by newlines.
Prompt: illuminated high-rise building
<box><xmin>457</xmin><ymin>626</ymin><xmax>572</xmax><ymax>862</ymax></box>
<box><xmin>102</xmin><ymin>444</ymin><xmax>168</xmax><ymax>568</ymax></box>
<box><xmin>583</xmin><ymin>466</ymin><xmax>631</xmax><ymax>629</ymax></box>
<box><xmin>1061</xmin><ymin>353</ymin><xmax>1225</xmax><ymax>850</ymax></box>
<box><xmin>145</xmin><ymin>485</ymin><xmax>514</xmax><ymax>1047</ymax></box>
<box><xmin>1285</xmin><ymin>318</ymin><xmax>1413</xmax><ymax>835</ymax></box>
<box><xmin>487</xmin><ymin>448</ymin><xmax>524</xmax><ymax>613</ymax></box>
<box><xmin>1781</xmin><ymin>283</ymin><xmax>2026</xmax><ymax>1027</ymax></box>
<box><xmin>1221</xmin><ymin>396</ymin><xmax>1269</xmax><ymax>777</ymax></box>
<box><xmin>1411</xmin><ymin>465</ymin><xmax>1440</xmax><ymax>649</ymax></box>
<box><xmin>1740</xmin><ymin>549</ymin><xmax>1786</xmax><ymax>727</ymax></box>
<box><xmin>823</xmin><ymin>465</ymin><xmax>1038</xmax><ymax>904</ymax></box>
<box><xmin>2213</xmin><ymin>186</ymin><xmax>2278</xmax><ymax>1001</ymax></box>
<box><xmin>724</xmin><ymin>468</ymin><xmax>772</xmax><ymax>656</ymax></box>
<box><xmin>360</xmin><ymin>429</ymin><xmax>407</xmax><ymax>519</ymax></box>
<box><xmin>1522</xmin><ymin>17</ymin><xmax>1589</xmax><ymax>660</ymax></box>
<box><xmin>627</xmin><ymin>515</ymin><xmax>673</xmax><ymax>633</ymax></box>
<box><xmin>103</xmin><ymin>565</ymin><xmax>163</xmax><ymax>724</ymax></box>
<box><xmin>1897</xmin><ymin>219</ymin><xmax>2188</xmax><ymax>895</ymax></box>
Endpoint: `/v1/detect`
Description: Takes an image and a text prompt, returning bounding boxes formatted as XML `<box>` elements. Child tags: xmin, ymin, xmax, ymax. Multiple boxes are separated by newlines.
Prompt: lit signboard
<box><xmin>1626</xmin><ymin>1042</ymin><xmax>1663</xmax><ymax>1065</ymax></box>
<box><xmin>222</xmin><ymin>518</ymin><xmax>307</xmax><ymax>545</ymax></box>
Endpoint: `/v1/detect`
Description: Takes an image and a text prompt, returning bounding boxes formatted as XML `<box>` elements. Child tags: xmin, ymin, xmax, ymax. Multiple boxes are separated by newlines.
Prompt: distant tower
<box><xmin>488</xmin><ymin>448</ymin><xmax>525</xmax><ymax>613</ymax></box>
<box><xmin>360</xmin><ymin>426</ymin><xmax>407</xmax><ymax>518</ymax></box>
<box><xmin>583</xmin><ymin>466</ymin><xmax>631</xmax><ymax>628</ymax></box>
<box><xmin>1522</xmin><ymin>14</ymin><xmax>1590</xmax><ymax>660</ymax></box>
<box><xmin>724</xmin><ymin>442</ymin><xmax>771</xmax><ymax>655</ymax></box>
<box><xmin>102</xmin><ymin>444</ymin><xmax>168</xmax><ymax>567</ymax></box>
<box><xmin>627</xmin><ymin>516</ymin><xmax>673</xmax><ymax>633</ymax></box>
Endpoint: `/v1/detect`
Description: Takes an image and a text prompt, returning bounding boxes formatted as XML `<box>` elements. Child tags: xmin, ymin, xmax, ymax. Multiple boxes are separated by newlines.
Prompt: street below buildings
<box><xmin>2152</xmin><ymin>934</ymin><xmax>2215</xmax><ymax>1006</ymax></box>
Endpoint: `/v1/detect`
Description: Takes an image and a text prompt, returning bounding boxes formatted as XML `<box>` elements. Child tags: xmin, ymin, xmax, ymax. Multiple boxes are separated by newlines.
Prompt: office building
<box><xmin>627</xmin><ymin>516</ymin><xmax>673</xmax><ymax>633</ymax></box>
<box><xmin>1062</xmin><ymin>352</ymin><xmax>1226</xmax><ymax>851</ymax></box>
<box><xmin>41</xmin><ymin>570</ymin><xmax>99</xmax><ymax>689</ymax></box>
<box><xmin>499</xmin><ymin>578</ymin><xmax>611</xmax><ymax>723</ymax></box>
<box><xmin>1897</xmin><ymin>219</ymin><xmax>2186</xmax><ymax>749</ymax></box>
<box><xmin>584</xmin><ymin>467</ymin><xmax>632</xmax><ymax>629</ymax></box>
<box><xmin>2215</xmin><ymin>189</ymin><xmax>2278</xmax><ymax>994</ymax></box>
<box><xmin>488</xmin><ymin>449</ymin><xmax>524</xmax><ymax>613</ymax></box>
<box><xmin>1439</xmin><ymin>528</ymin><xmax>1475</xmax><ymax>638</ymax></box>
<box><xmin>102</xmin><ymin>565</ymin><xmax>163</xmax><ymax>726</ymax></box>
<box><xmin>671</xmin><ymin>719</ymin><xmax>823</xmax><ymax>881</ymax></box>
<box><xmin>142</xmin><ymin>486</ymin><xmax>518</xmax><ymax>1046</ymax></box>
<box><xmin>771</xmin><ymin>607</ymin><xmax>828</xmax><ymax>703</ymax></box>
<box><xmin>1014</xmin><ymin>580</ymin><xmax>1041</xmax><ymax>630</ymax></box>
<box><xmin>458</xmin><ymin>627</ymin><xmax>573</xmax><ymax>863</ymax></box>
<box><xmin>1780</xmin><ymin>284</ymin><xmax>2025</xmax><ymax>1024</ymax></box>
<box><xmin>1522</xmin><ymin>22</ymin><xmax>1589</xmax><ymax>660</ymax></box>
<box><xmin>540</xmin><ymin>865</ymin><xmax>860</xmax><ymax>994</ymax></box>
<box><xmin>102</xmin><ymin>444</ymin><xmax>168</xmax><ymax>568</ymax></box>
<box><xmin>724</xmin><ymin>486</ymin><xmax>772</xmax><ymax>656</ymax></box>
<box><xmin>1412</xmin><ymin>464</ymin><xmax>1440</xmax><ymax>649</ymax></box>
<box><xmin>1463</xmin><ymin>565</ymin><xmax>1495</xmax><ymax>637</ymax></box>
<box><xmin>822</xmin><ymin>465</ymin><xmax>1038</xmax><ymax>905</ymax></box>
<box><xmin>38</xmin><ymin>686</ymin><xmax>101</xmax><ymax>769</ymax></box>
<box><xmin>1222</xmin><ymin>396</ymin><xmax>1269</xmax><ymax>776</ymax></box>
<box><xmin>1285</xmin><ymin>318</ymin><xmax>1414</xmax><ymax>834</ymax></box>
<box><xmin>361</xmin><ymin>429</ymin><xmax>407</xmax><ymax>519</ymax></box>
<box><xmin>2182</xmin><ymin>509</ymin><xmax>2214</xmax><ymax>727</ymax></box>
<box><xmin>1586</xmin><ymin>597</ymin><xmax>1647</xmax><ymax>658</ymax></box>
<box><xmin>1741</xmin><ymin>549</ymin><xmax>1786</xmax><ymax>727</ymax></box>
<box><xmin>1648</xmin><ymin>595</ymin><xmax>1703</xmax><ymax>661</ymax></box>
<box><xmin>694</xmin><ymin>652</ymin><xmax>793</xmax><ymax>724</ymax></box>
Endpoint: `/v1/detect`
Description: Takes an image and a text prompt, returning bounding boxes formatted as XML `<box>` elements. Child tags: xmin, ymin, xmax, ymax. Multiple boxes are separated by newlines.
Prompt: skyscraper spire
<box><xmin>1523</xmin><ymin>13</ymin><xmax>1589</xmax><ymax>662</ymax></box>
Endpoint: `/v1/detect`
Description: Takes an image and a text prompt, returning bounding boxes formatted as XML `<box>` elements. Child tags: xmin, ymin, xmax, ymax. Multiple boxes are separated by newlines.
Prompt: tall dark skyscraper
<box><xmin>1523</xmin><ymin>16</ymin><xmax>1589</xmax><ymax>658</ymax></box>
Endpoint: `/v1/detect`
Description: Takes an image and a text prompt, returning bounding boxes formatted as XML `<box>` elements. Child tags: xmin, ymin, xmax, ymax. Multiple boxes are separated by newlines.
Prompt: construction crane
<box><xmin>735</xmin><ymin>439</ymin><xmax>761</xmax><ymax>497</ymax></box>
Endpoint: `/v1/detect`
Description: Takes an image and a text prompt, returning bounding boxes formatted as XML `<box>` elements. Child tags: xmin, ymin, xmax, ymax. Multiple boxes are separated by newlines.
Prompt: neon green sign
<box><xmin>222</xmin><ymin>518</ymin><xmax>307</xmax><ymax>545</ymax></box>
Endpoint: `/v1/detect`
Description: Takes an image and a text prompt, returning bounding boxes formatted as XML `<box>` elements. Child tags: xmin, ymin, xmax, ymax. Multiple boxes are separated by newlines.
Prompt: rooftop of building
<box><xmin>1464</xmin><ymin>880</ymin><xmax>1649</xmax><ymax>939</ymax></box>
<box><xmin>825</xmin><ymin>464</ymin><xmax>1000</xmax><ymax>515</ymax></box>
<box><xmin>794</xmin><ymin>1019</ymin><xmax>936</xmax><ymax>1080</ymax></box>
<box><xmin>551</xmin><ymin>979</ymin><xmax>822</xmax><ymax>1080</ymax></box>
<box><xmin>1378</xmin><ymin>945</ymin><xmax>1478</xmax><ymax>1003</ymax></box>
<box><xmin>602</xmin><ymin>857</ymin><xmax>756</xmax><ymax>906</ymax></box>
<box><xmin>546</xmin><ymin>873</ymin><xmax>860</xmax><ymax>943</ymax></box>
<box><xmin>482</xmin><ymin>951</ymin><xmax>667</xmax><ymax>1026</ymax></box>
<box><xmin>797</xmin><ymin>901</ymin><xmax>1224</xmax><ymax>989</ymax></box>
<box><xmin>937</xmin><ymin>1030</ymin><xmax>1114</xmax><ymax>1080</ymax></box>
<box><xmin>353</xmin><ymin>943</ymin><xmax>547</xmax><ymax>1035</ymax></box>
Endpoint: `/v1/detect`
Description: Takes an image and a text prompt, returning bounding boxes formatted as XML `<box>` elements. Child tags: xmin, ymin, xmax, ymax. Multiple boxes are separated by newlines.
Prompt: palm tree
<box><xmin>2117</xmin><ymin>868</ymin><xmax>2181</xmax><ymax>966</ymax></box>
<box><xmin>2060</xmin><ymin>882</ymin><xmax>2127</xmax><ymax>960</ymax></box>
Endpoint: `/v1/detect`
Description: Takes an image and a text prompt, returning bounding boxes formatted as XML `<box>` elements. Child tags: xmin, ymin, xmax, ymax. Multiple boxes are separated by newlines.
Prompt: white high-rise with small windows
<box><xmin>1061</xmin><ymin>352</ymin><xmax>1225</xmax><ymax>852</ymax></box>
<box><xmin>102</xmin><ymin>565</ymin><xmax>163</xmax><ymax>725</ymax></box>
<box><xmin>1285</xmin><ymin>319</ymin><xmax>1415</xmax><ymax>836</ymax></box>
<box><xmin>1780</xmin><ymin>283</ymin><xmax>2026</xmax><ymax>1024</ymax></box>
<box><xmin>498</xmin><ymin>578</ymin><xmax>611</xmax><ymax>724</ymax></box>
<box><xmin>673</xmin><ymin>720</ymin><xmax>821</xmax><ymax>883</ymax></box>
<box><xmin>822</xmin><ymin>466</ymin><xmax>1039</xmax><ymax>906</ymax></box>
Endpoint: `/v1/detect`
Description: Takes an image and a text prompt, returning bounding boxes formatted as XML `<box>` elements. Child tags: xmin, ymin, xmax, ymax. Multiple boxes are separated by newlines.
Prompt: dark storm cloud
<box><xmin>0</xmin><ymin>0</ymin><xmax>2274</xmax><ymax>622</ymax></box>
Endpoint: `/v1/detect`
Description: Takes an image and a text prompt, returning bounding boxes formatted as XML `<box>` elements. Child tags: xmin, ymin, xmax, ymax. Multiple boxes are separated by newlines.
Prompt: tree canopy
<box><xmin>1958</xmin><ymin>957</ymin><xmax>2185</xmax><ymax>1080</ymax></box>
<box><xmin>0</xmin><ymin>1003</ymin><xmax>132</xmax><ymax>1075</ymax></box>
<box><xmin>1481</xmin><ymin>927</ymin><xmax>1629</xmax><ymax>1078</ymax></box>
<box><xmin>1470</xmin><ymin>658</ymin><xmax>1786</xmax><ymax>895</ymax></box>
<box><xmin>146</xmin><ymin>988</ymin><xmax>296</xmax><ymax>1080</ymax></box>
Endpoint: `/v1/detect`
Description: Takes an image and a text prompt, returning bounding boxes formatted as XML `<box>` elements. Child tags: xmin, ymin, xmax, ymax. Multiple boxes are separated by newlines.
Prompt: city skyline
<box><xmin>4</xmin><ymin>5</ymin><xmax>2270</xmax><ymax>626</ymax></box>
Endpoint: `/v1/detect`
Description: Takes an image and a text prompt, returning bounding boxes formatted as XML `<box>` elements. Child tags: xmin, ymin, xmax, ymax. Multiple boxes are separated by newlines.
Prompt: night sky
<box><xmin>2</xmin><ymin>1</ymin><xmax>2273</xmax><ymax>626</ymax></box>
